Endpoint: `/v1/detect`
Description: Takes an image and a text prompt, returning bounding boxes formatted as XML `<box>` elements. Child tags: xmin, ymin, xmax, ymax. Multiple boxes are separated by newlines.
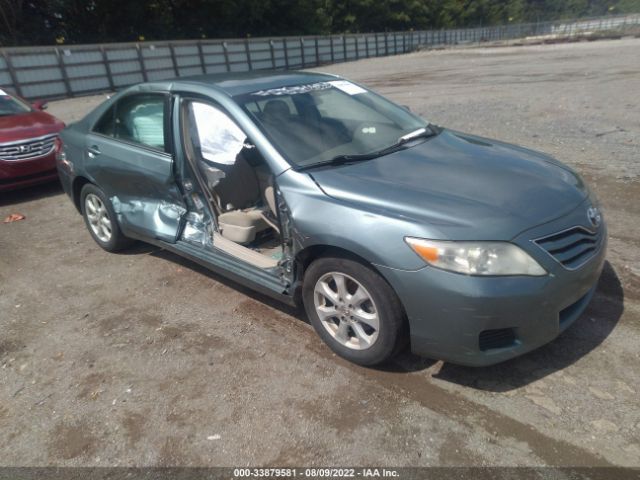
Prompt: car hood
<box><xmin>0</xmin><ymin>111</ymin><xmax>65</xmax><ymax>144</ymax></box>
<box><xmin>309</xmin><ymin>129</ymin><xmax>588</xmax><ymax>241</ymax></box>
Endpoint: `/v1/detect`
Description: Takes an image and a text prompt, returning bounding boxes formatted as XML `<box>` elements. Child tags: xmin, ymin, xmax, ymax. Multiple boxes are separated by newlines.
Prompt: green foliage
<box><xmin>1</xmin><ymin>0</ymin><xmax>639</xmax><ymax>45</ymax></box>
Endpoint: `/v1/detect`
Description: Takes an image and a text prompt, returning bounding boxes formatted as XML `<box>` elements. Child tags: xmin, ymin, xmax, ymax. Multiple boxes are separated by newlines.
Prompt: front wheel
<box><xmin>302</xmin><ymin>256</ymin><xmax>406</xmax><ymax>366</ymax></box>
<box><xmin>80</xmin><ymin>184</ymin><xmax>132</xmax><ymax>252</ymax></box>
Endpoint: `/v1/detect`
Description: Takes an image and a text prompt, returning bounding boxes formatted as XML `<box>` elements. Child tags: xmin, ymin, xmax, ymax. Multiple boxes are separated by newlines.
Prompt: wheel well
<box><xmin>296</xmin><ymin>245</ymin><xmax>372</xmax><ymax>273</ymax></box>
<box><xmin>295</xmin><ymin>245</ymin><xmax>398</xmax><ymax>300</ymax></box>
<box><xmin>71</xmin><ymin>176</ymin><xmax>92</xmax><ymax>212</ymax></box>
<box><xmin>291</xmin><ymin>245</ymin><xmax>370</xmax><ymax>307</ymax></box>
<box><xmin>295</xmin><ymin>244</ymin><xmax>411</xmax><ymax>343</ymax></box>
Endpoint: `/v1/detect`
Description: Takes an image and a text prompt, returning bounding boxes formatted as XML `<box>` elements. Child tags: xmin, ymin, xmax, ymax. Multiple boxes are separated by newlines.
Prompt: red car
<box><xmin>0</xmin><ymin>89</ymin><xmax>65</xmax><ymax>192</ymax></box>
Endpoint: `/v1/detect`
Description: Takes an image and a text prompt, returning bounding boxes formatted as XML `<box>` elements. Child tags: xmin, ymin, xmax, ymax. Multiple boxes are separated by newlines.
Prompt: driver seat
<box><xmin>215</xmin><ymin>152</ymin><xmax>269</xmax><ymax>244</ymax></box>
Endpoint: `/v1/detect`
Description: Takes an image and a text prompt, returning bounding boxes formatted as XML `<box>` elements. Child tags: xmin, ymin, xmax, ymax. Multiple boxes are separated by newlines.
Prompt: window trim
<box><xmin>90</xmin><ymin>91</ymin><xmax>173</xmax><ymax>155</ymax></box>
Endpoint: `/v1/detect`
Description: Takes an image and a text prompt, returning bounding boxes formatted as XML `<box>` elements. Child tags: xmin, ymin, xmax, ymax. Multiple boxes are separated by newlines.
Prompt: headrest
<box><xmin>263</xmin><ymin>100</ymin><xmax>290</xmax><ymax>119</ymax></box>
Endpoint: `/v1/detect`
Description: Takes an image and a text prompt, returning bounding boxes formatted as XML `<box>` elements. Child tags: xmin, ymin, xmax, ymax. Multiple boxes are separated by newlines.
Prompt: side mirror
<box><xmin>32</xmin><ymin>100</ymin><xmax>48</xmax><ymax>110</ymax></box>
<box><xmin>401</xmin><ymin>105</ymin><xmax>411</xmax><ymax>112</ymax></box>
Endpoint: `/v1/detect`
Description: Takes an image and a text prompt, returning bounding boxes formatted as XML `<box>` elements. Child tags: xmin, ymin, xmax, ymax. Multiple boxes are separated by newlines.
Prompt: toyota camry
<box><xmin>57</xmin><ymin>72</ymin><xmax>607</xmax><ymax>366</ymax></box>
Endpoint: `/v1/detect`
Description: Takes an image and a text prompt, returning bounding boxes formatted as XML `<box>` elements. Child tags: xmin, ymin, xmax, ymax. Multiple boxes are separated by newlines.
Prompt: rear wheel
<box><xmin>303</xmin><ymin>256</ymin><xmax>406</xmax><ymax>366</ymax></box>
<box><xmin>80</xmin><ymin>184</ymin><xmax>132</xmax><ymax>252</ymax></box>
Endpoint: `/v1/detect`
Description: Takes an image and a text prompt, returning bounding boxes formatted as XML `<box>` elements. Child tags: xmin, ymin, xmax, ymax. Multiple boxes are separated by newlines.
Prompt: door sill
<box><xmin>213</xmin><ymin>232</ymin><xmax>279</xmax><ymax>269</ymax></box>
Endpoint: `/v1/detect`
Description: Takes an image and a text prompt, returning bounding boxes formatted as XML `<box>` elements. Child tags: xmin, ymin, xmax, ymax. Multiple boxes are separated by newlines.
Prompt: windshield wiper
<box><xmin>296</xmin><ymin>125</ymin><xmax>436</xmax><ymax>172</ymax></box>
<box><xmin>296</xmin><ymin>152</ymin><xmax>379</xmax><ymax>171</ymax></box>
<box><xmin>398</xmin><ymin>127</ymin><xmax>431</xmax><ymax>143</ymax></box>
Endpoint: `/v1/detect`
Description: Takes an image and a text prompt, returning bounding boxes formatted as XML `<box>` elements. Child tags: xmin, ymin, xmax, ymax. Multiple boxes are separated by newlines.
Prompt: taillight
<box><xmin>55</xmin><ymin>136</ymin><xmax>73</xmax><ymax>173</ymax></box>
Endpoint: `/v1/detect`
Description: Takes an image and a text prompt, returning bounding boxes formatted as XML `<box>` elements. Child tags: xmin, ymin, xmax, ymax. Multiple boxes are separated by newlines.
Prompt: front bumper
<box><xmin>0</xmin><ymin>153</ymin><xmax>58</xmax><ymax>192</ymax></box>
<box><xmin>380</xmin><ymin>210</ymin><xmax>607</xmax><ymax>367</ymax></box>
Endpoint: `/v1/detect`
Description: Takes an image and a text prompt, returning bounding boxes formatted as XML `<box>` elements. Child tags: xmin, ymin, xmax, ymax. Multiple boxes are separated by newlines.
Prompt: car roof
<box><xmin>149</xmin><ymin>71</ymin><xmax>340</xmax><ymax>97</ymax></box>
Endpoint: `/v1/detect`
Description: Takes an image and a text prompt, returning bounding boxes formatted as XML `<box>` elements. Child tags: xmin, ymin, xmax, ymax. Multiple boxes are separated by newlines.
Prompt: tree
<box><xmin>1</xmin><ymin>0</ymin><xmax>638</xmax><ymax>46</ymax></box>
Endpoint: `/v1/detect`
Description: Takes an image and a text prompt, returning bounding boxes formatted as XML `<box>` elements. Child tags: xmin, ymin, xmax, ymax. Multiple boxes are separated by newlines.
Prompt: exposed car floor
<box><xmin>252</xmin><ymin>235</ymin><xmax>284</xmax><ymax>260</ymax></box>
<box><xmin>0</xmin><ymin>38</ymin><xmax>638</xmax><ymax>467</ymax></box>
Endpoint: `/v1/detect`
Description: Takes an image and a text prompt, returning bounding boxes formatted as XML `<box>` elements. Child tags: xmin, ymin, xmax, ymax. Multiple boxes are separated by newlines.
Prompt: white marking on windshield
<box><xmin>328</xmin><ymin>80</ymin><xmax>366</xmax><ymax>95</ymax></box>
<box><xmin>252</xmin><ymin>82</ymin><xmax>331</xmax><ymax>97</ymax></box>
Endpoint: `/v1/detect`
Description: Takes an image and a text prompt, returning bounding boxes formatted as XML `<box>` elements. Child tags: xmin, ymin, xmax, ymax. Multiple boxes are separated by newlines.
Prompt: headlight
<box><xmin>405</xmin><ymin>237</ymin><xmax>547</xmax><ymax>276</ymax></box>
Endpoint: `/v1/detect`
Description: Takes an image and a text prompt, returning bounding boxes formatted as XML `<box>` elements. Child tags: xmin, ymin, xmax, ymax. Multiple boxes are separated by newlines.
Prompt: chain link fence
<box><xmin>1</xmin><ymin>13</ymin><xmax>639</xmax><ymax>100</ymax></box>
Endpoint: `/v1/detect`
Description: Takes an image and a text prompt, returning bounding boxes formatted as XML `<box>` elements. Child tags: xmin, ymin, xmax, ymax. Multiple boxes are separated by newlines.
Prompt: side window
<box><xmin>93</xmin><ymin>94</ymin><xmax>167</xmax><ymax>151</ymax></box>
<box><xmin>93</xmin><ymin>95</ymin><xmax>167</xmax><ymax>151</ymax></box>
<box><xmin>93</xmin><ymin>105</ymin><xmax>116</xmax><ymax>137</ymax></box>
<box><xmin>115</xmin><ymin>94</ymin><xmax>167</xmax><ymax>150</ymax></box>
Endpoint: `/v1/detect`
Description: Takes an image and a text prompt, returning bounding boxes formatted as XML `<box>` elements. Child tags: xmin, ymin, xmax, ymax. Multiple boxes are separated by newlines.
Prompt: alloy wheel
<box><xmin>313</xmin><ymin>272</ymin><xmax>380</xmax><ymax>350</ymax></box>
<box><xmin>85</xmin><ymin>193</ymin><xmax>112</xmax><ymax>243</ymax></box>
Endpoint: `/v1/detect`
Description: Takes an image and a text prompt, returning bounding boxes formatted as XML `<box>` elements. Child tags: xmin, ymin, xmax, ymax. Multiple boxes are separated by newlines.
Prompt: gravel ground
<box><xmin>1</xmin><ymin>38</ymin><xmax>639</xmax><ymax>468</ymax></box>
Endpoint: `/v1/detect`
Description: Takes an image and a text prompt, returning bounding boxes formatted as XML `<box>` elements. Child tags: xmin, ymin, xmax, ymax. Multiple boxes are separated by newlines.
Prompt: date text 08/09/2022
<box><xmin>232</xmin><ymin>468</ymin><xmax>400</xmax><ymax>478</ymax></box>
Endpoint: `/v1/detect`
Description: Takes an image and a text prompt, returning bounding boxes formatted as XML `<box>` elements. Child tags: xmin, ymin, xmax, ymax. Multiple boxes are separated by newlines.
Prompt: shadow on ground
<box><xmin>0</xmin><ymin>181</ymin><xmax>62</xmax><ymax>207</ymax></box>
<box><xmin>130</xmin><ymin>241</ymin><xmax>623</xmax><ymax>392</ymax></box>
<box><xmin>431</xmin><ymin>261</ymin><xmax>624</xmax><ymax>391</ymax></box>
<box><xmin>150</xmin><ymin>247</ymin><xmax>305</xmax><ymax>321</ymax></box>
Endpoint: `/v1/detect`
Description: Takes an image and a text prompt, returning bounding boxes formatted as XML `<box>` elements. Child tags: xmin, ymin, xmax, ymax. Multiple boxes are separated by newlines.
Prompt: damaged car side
<box><xmin>57</xmin><ymin>72</ymin><xmax>606</xmax><ymax>367</ymax></box>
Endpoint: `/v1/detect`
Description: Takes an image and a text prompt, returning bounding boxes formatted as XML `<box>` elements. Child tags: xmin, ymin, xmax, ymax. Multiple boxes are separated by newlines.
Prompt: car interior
<box><xmin>178</xmin><ymin>90</ymin><xmax>413</xmax><ymax>270</ymax></box>
<box><xmin>115</xmin><ymin>96</ymin><xmax>166</xmax><ymax>150</ymax></box>
<box><xmin>249</xmin><ymin>96</ymin><xmax>352</xmax><ymax>162</ymax></box>
<box><xmin>93</xmin><ymin>95</ymin><xmax>166</xmax><ymax>151</ymax></box>
<box><xmin>181</xmin><ymin>99</ymin><xmax>283</xmax><ymax>269</ymax></box>
<box><xmin>241</xmin><ymin>88</ymin><xmax>408</xmax><ymax>167</ymax></box>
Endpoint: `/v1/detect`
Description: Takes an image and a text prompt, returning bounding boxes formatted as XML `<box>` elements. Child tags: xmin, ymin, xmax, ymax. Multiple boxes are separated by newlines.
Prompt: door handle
<box><xmin>87</xmin><ymin>145</ymin><xmax>101</xmax><ymax>158</ymax></box>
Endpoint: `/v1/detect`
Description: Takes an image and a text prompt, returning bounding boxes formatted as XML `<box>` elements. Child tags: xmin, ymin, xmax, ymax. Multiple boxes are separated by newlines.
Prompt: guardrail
<box><xmin>1</xmin><ymin>13</ymin><xmax>638</xmax><ymax>100</ymax></box>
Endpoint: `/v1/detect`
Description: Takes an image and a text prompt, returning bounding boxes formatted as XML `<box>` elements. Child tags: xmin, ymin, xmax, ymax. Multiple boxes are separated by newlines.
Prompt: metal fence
<box><xmin>1</xmin><ymin>13</ymin><xmax>638</xmax><ymax>101</ymax></box>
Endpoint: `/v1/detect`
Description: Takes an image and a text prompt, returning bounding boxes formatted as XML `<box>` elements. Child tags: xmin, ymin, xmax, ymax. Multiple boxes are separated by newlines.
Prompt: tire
<box><xmin>303</xmin><ymin>255</ymin><xmax>407</xmax><ymax>366</ymax></box>
<box><xmin>80</xmin><ymin>183</ymin><xmax>132</xmax><ymax>252</ymax></box>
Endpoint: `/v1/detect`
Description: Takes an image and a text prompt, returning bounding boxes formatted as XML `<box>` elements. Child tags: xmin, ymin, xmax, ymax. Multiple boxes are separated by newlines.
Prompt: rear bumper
<box><xmin>0</xmin><ymin>153</ymin><xmax>58</xmax><ymax>192</ymax></box>
<box><xmin>379</xmin><ymin>224</ymin><xmax>607</xmax><ymax>367</ymax></box>
<box><xmin>56</xmin><ymin>160</ymin><xmax>74</xmax><ymax>199</ymax></box>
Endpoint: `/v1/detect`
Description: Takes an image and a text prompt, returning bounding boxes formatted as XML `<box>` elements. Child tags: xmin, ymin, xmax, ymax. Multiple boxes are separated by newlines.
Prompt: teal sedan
<box><xmin>57</xmin><ymin>72</ymin><xmax>606</xmax><ymax>366</ymax></box>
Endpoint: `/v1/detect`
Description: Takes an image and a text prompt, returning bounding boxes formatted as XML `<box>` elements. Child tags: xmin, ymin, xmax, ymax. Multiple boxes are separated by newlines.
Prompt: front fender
<box><xmin>278</xmin><ymin>169</ymin><xmax>433</xmax><ymax>271</ymax></box>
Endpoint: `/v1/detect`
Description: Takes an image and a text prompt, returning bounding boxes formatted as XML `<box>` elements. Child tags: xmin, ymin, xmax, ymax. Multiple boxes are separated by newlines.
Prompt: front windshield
<box><xmin>0</xmin><ymin>90</ymin><xmax>31</xmax><ymax>117</ymax></box>
<box><xmin>235</xmin><ymin>80</ymin><xmax>429</xmax><ymax>168</ymax></box>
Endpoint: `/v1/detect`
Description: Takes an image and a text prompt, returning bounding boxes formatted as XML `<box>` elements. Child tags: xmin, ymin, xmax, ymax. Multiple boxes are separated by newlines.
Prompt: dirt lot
<box><xmin>1</xmin><ymin>38</ymin><xmax>639</xmax><ymax>468</ymax></box>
